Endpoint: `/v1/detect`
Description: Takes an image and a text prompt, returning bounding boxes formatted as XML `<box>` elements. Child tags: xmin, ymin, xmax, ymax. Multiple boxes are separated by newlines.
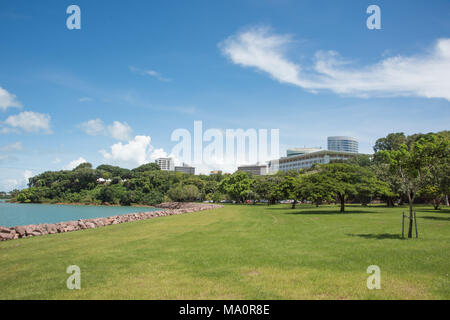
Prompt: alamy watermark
<box><xmin>366</xmin><ymin>5</ymin><xmax>381</xmax><ymax>30</ymax></box>
<box><xmin>66</xmin><ymin>5</ymin><xmax>81</xmax><ymax>30</ymax></box>
<box><xmin>170</xmin><ymin>121</ymin><xmax>279</xmax><ymax>170</ymax></box>
<box><xmin>366</xmin><ymin>265</ymin><xmax>381</xmax><ymax>290</ymax></box>
<box><xmin>66</xmin><ymin>265</ymin><xmax>81</xmax><ymax>290</ymax></box>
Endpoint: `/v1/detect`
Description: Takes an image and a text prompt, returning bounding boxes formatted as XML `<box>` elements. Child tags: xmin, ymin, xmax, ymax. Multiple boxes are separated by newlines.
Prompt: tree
<box><xmin>372</xmin><ymin>161</ymin><xmax>402</xmax><ymax>207</ymax></box>
<box><xmin>132</xmin><ymin>163</ymin><xmax>160</xmax><ymax>173</ymax></box>
<box><xmin>73</xmin><ymin>162</ymin><xmax>93</xmax><ymax>170</ymax></box>
<box><xmin>96</xmin><ymin>164</ymin><xmax>131</xmax><ymax>179</ymax></box>
<box><xmin>167</xmin><ymin>184</ymin><xmax>200</xmax><ymax>202</ymax></box>
<box><xmin>183</xmin><ymin>185</ymin><xmax>200</xmax><ymax>202</ymax></box>
<box><xmin>218</xmin><ymin>171</ymin><xmax>254</xmax><ymax>203</ymax></box>
<box><xmin>417</xmin><ymin>132</ymin><xmax>450</xmax><ymax>210</ymax></box>
<box><xmin>278</xmin><ymin>176</ymin><xmax>297</xmax><ymax>208</ymax></box>
<box><xmin>318</xmin><ymin>163</ymin><xmax>388</xmax><ymax>213</ymax></box>
<box><xmin>252</xmin><ymin>176</ymin><xmax>272</xmax><ymax>204</ymax></box>
<box><xmin>252</xmin><ymin>175</ymin><xmax>285</xmax><ymax>205</ymax></box>
<box><xmin>373</xmin><ymin>133</ymin><xmax>406</xmax><ymax>153</ymax></box>
<box><xmin>377</xmin><ymin>136</ymin><xmax>440</xmax><ymax>238</ymax></box>
<box><xmin>294</xmin><ymin>173</ymin><xmax>334</xmax><ymax>207</ymax></box>
<box><xmin>98</xmin><ymin>186</ymin><xmax>115</xmax><ymax>204</ymax></box>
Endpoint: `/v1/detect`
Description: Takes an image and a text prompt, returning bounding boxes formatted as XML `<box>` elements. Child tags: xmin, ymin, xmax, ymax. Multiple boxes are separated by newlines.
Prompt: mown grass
<box><xmin>0</xmin><ymin>204</ymin><xmax>449</xmax><ymax>299</ymax></box>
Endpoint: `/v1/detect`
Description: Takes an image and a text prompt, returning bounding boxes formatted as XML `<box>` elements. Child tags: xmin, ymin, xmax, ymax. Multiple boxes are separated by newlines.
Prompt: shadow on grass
<box><xmin>420</xmin><ymin>216</ymin><xmax>450</xmax><ymax>222</ymax></box>
<box><xmin>282</xmin><ymin>209</ymin><xmax>375</xmax><ymax>215</ymax></box>
<box><xmin>417</xmin><ymin>208</ymin><xmax>450</xmax><ymax>214</ymax></box>
<box><xmin>347</xmin><ymin>233</ymin><xmax>403</xmax><ymax>240</ymax></box>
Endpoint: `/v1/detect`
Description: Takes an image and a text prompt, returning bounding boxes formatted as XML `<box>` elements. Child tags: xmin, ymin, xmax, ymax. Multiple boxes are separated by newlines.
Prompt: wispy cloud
<box><xmin>129</xmin><ymin>66</ymin><xmax>171</xmax><ymax>82</ymax></box>
<box><xmin>220</xmin><ymin>26</ymin><xmax>450</xmax><ymax>101</ymax></box>
<box><xmin>0</xmin><ymin>142</ymin><xmax>23</xmax><ymax>152</ymax></box>
<box><xmin>79</xmin><ymin>97</ymin><xmax>93</xmax><ymax>102</ymax></box>
<box><xmin>0</xmin><ymin>86</ymin><xmax>22</xmax><ymax>111</ymax></box>
<box><xmin>79</xmin><ymin>119</ymin><xmax>105</xmax><ymax>136</ymax></box>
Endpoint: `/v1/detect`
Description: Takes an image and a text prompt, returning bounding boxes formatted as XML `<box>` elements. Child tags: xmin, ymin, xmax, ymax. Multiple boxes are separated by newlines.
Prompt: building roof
<box><xmin>238</xmin><ymin>163</ymin><xmax>268</xmax><ymax>168</ymax></box>
<box><xmin>272</xmin><ymin>149</ymin><xmax>363</xmax><ymax>164</ymax></box>
<box><xmin>327</xmin><ymin>136</ymin><xmax>358</xmax><ymax>141</ymax></box>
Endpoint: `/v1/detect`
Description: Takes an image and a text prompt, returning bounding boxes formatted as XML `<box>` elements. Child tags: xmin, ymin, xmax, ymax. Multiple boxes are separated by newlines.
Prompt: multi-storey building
<box><xmin>327</xmin><ymin>136</ymin><xmax>358</xmax><ymax>153</ymax></box>
<box><xmin>174</xmin><ymin>163</ymin><xmax>195</xmax><ymax>175</ymax></box>
<box><xmin>268</xmin><ymin>150</ymin><xmax>360</xmax><ymax>173</ymax></box>
<box><xmin>237</xmin><ymin>164</ymin><xmax>269</xmax><ymax>176</ymax></box>
<box><xmin>155</xmin><ymin>157</ymin><xmax>174</xmax><ymax>171</ymax></box>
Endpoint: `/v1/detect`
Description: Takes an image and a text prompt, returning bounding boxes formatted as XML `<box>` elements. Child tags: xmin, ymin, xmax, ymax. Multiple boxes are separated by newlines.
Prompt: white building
<box><xmin>269</xmin><ymin>150</ymin><xmax>359</xmax><ymax>173</ymax></box>
<box><xmin>155</xmin><ymin>157</ymin><xmax>174</xmax><ymax>171</ymax></box>
<box><xmin>327</xmin><ymin>136</ymin><xmax>358</xmax><ymax>153</ymax></box>
<box><xmin>286</xmin><ymin>148</ymin><xmax>322</xmax><ymax>157</ymax></box>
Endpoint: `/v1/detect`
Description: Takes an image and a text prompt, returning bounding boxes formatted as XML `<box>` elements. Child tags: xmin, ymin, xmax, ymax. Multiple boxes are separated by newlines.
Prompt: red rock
<box><xmin>15</xmin><ymin>226</ymin><xmax>26</xmax><ymax>237</ymax></box>
<box><xmin>0</xmin><ymin>226</ymin><xmax>11</xmax><ymax>233</ymax></box>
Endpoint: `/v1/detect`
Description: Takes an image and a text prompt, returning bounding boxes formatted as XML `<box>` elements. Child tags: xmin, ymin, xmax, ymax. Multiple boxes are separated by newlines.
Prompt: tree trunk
<box><xmin>408</xmin><ymin>193</ymin><xmax>414</xmax><ymax>238</ymax></box>
<box><xmin>387</xmin><ymin>198</ymin><xmax>394</xmax><ymax>207</ymax></box>
<box><xmin>445</xmin><ymin>195</ymin><xmax>449</xmax><ymax>206</ymax></box>
<box><xmin>291</xmin><ymin>200</ymin><xmax>297</xmax><ymax>209</ymax></box>
<box><xmin>433</xmin><ymin>198</ymin><xmax>440</xmax><ymax>210</ymax></box>
<box><xmin>340</xmin><ymin>195</ymin><xmax>345</xmax><ymax>213</ymax></box>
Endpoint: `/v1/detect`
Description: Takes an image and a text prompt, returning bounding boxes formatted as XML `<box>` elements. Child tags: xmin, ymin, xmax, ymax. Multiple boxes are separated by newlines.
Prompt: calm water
<box><xmin>0</xmin><ymin>202</ymin><xmax>160</xmax><ymax>227</ymax></box>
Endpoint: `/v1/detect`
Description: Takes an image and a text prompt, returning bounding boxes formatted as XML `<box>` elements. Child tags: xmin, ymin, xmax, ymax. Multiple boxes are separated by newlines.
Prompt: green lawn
<box><xmin>1</xmin><ymin>204</ymin><xmax>449</xmax><ymax>299</ymax></box>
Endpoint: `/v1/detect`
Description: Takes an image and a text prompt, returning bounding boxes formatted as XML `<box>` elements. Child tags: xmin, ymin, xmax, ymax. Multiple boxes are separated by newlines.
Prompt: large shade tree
<box><xmin>377</xmin><ymin>133</ymin><xmax>448</xmax><ymax>237</ymax></box>
<box><xmin>316</xmin><ymin>163</ymin><xmax>388</xmax><ymax>213</ymax></box>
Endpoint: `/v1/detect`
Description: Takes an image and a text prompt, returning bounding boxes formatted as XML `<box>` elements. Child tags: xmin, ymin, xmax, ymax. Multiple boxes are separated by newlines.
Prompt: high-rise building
<box><xmin>327</xmin><ymin>136</ymin><xmax>358</xmax><ymax>153</ymax></box>
<box><xmin>155</xmin><ymin>157</ymin><xmax>174</xmax><ymax>171</ymax></box>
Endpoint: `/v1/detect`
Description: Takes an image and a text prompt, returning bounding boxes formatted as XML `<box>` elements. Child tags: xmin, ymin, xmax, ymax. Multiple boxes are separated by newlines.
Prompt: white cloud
<box><xmin>23</xmin><ymin>170</ymin><xmax>33</xmax><ymax>186</ymax></box>
<box><xmin>79</xmin><ymin>119</ymin><xmax>132</xmax><ymax>141</ymax></box>
<box><xmin>0</xmin><ymin>169</ymin><xmax>33</xmax><ymax>191</ymax></box>
<box><xmin>129</xmin><ymin>66</ymin><xmax>171</xmax><ymax>82</ymax></box>
<box><xmin>150</xmin><ymin>148</ymin><xmax>168</xmax><ymax>160</ymax></box>
<box><xmin>63</xmin><ymin>157</ymin><xmax>87</xmax><ymax>170</ymax></box>
<box><xmin>100</xmin><ymin>135</ymin><xmax>152</xmax><ymax>167</ymax></box>
<box><xmin>53</xmin><ymin>157</ymin><xmax>61</xmax><ymax>164</ymax></box>
<box><xmin>0</xmin><ymin>141</ymin><xmax>23</xmax><ymax>152</ymax></box>
<box><xmin>107</xmin><ymin>121</ymin><xmax>132</xmax><ymax>141</ymax></box>
<box><xmin>220</xmin><ymin>27</ymin><xmax>450</xmax><ymax>101</ymax></box>
<box><xmin>80</xmin><ymin>118</ymin><xmax>105</xmax><ymax>136</ymax></box>
<box><xmin>79</xmin><ymin>97</ymin><xmax>93</xmax><ymax>102</ymax></box>
<box><xmin>3</xmin><ymin>111</ymin><xmax>51</xmax><ymax>133</ymax></box>
<box><xmin>0</xmin><ymin>155</ymin><xmax>15</xmax><ymax>163</ymax></box>
<box><xmin>2</xmin><ymin>179</ymin><xmax>19</xmax><ymax>191</ymax></box>
<box><xmin>99</xmin><ymin>135</ymin><xmax>174</xmax><ymax>168</ymax></box>
<box><xmin>0</xmin><ymin>86</ymin><xmax>22</xmax><ymax>111</ymax></box>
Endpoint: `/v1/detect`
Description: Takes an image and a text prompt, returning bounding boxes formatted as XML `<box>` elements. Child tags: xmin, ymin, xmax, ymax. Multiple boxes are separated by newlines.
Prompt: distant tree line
<box><xmin>10</xmin><ymin>131</ymin><xmax>449</xmax><ymax>236</ymax></box>
<box><xmin>0</xmin><ymin>191</ymin><xmax>12</xmax><ymax>199</ymax></box>
<box><xmin>12</xmin><ymin>162</ymin><xmax>225</xmax><ymax>206</ymax></box>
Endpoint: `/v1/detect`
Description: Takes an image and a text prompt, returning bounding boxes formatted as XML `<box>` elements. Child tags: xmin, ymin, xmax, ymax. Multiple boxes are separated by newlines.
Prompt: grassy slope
<box><xmin>0</xmin><ymin>204</ymin><xmax>449</xmax><ymax>300</ymax></box>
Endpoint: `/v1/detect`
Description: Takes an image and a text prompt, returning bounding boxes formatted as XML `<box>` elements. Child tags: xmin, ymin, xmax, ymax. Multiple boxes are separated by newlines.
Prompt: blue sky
<box><xmin>1</xmin><ymin>0</ymin><xmax>449</xmax><ymax>190</ymax></box>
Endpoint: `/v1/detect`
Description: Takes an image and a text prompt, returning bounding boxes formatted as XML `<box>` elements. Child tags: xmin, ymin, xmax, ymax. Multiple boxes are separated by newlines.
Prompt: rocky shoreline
<box><xmin>0</xmin><ymin>202</ymin><xmax>223</xmax><ymax>242</ymax></box>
